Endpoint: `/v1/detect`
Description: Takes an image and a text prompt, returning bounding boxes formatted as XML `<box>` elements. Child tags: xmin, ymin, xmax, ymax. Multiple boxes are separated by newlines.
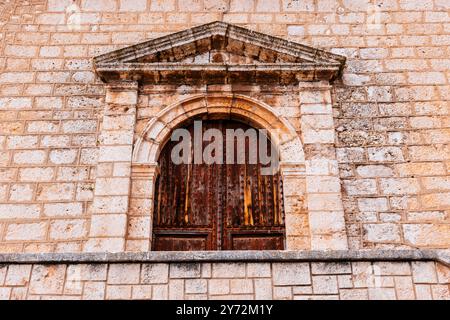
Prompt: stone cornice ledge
<box><xmin>0</xmin><ymin>250</ymin><xmax>448</xmax><ymax>267</ymax></box>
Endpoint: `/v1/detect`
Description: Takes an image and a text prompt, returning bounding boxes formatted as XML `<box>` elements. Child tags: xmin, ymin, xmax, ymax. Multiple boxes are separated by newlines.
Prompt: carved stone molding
<box><xmin>94</xmin><ymin>21</ymin><xmax>346</xmax><ymax>85</ymax></box>
<box><xmin>91</xmin><ymin>22</ymin><xmax>348</xmax><ymax>252</ymax></box>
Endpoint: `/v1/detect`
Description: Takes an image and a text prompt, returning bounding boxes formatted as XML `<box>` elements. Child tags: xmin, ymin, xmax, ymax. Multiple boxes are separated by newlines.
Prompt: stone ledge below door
<box><xmin>0</xmin><ymin>250</ymin><xmax>448</xmax><ymax>266</ymax></box>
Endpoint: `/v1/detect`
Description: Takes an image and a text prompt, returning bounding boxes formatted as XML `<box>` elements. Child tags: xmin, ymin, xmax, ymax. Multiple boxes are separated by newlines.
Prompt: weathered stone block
<box><xmin>168</xmin><ymin>279</ymin><xmax>184</xmax><ymax>299</ymax></box>
<box><xmin>44</xmin><ymin>202</ymin><xmax>83</xmax><ymax>217</ymax></box>
<box><xmin>208</xmin><ymin>279</ymin><xmax>230</xmax><ymax>295</ymax></box>
<box><xmin>337</xmin><ymin>275</ymin><xmax>353</xmax><ymax>289</ymax></box>
<box><xmin>83</xmin><ymin>282</ymin><xmax>106</xmax><ymax>300</ymax></box>
<box><xmin>95</xmin><ymin>178</ymin><xmax>130</xmax><ymax>196</ymax></box>
<box><xmin>310</xmin><ymin>232</ymin><xmax>348</xmax><ymax>250</ymax></box>
<box><xmin>91</xmin><ymin>196</ymin><xmax>129</xmax><ymax>214</ymax></box>
<box><xmin>68</xmin><ymin>264</ymin><xmax>107</xmax><ymax>281</ymax></box>
<box><xmin>357</xmin><ymin>198</ymin><xmax>389</xmax><ymax>212</ymax></box>
<box><xmin>152</xmin><ymin>285</ymin><xmax>168</xmax><ymax>299</ymax></box>
<box><xmin>306</xmin><ymin>176</ymin><xmax>341</xmax><ymax>193</ymax></box>
<box><xmin>99</xmin><ymin>131</ymin><xmax>134</xmax><ymax>146</ymax></box>
<box><xmin>29</xmin><ymin>265</ymin><xmax>66</xmax><ymax>295</ymax></box>
<box><xmin>368</xmin><ymin>287</ymin><xmax>397</xmax><ymax>300</ymax></box>
<box><xmin>83</xmin><ymin>238</ymin><xmax>125</xmax><ymax>253</ymax></box>
<box><xmin>82</xmin><ymin>0</ymin><xmax>117</xmax><ymax>11</ymax></box>
<box><xmin>119</xmin><ymin>0</ymin><xmax>147</xmax><ymax>12</ymax></box>
<box><xmin>0</xmin><ymin>204</ymin><xmax>41</xmax><ymax>219</ymax></box>
<box><xmin>141</xmin><ymin>264</ymin><xmax>169</xmax><ymax>284</ymax></box>
<box><xmin>36</xmin><ymin>183</ymin><xmax>75</xmax><ymax>201</ymax></box>
<box><xmin>90</xmin><ymin>214</ymin><xmax>127</xmax><ymax>237</ymax></box>
<box><xmin>403</xmin><ymin>224</ymin><xmax>450</xmax><ymax>246</ymax></box>
<box><xmin>108</xmin><ymin>264</ymin><xmax>140</xmax><ymax>285</ymax></box>
<box><xmin>273</xmin><ymin>286</ymin><xmax>292</xmax><ymax>299</ymax></box>
<box><xmin>49</xmin><ymin>149</ymin><xmax>78</xmax><ymax>165</ymax></box>
<box><xmin>282</xmin><ymin>0</ymin><xmax>314</xmax><ymax>12</ymax></box>
<box><xmin>106</xmin><ymin>285</ymin><xmax>132</xmax><ymax>300</ymax></box>
<box><xmin>230</xmin><ymin>279</ymin><xmax>253</xmax><ymax>294</ymax></box>
<box><xmin>431</xmin><ymin>285</ymin><xmax>450</xmax><ymax>300</ymax></box>
<box><xmin>105</xmin><ymin>91</ymin><xmax>137</xmax><ymax>105</ymax></box>
<box><xmin>185</xmin><ymin>279</ymin><xmax>207</xmax><ymax>294</ymax></box>
<box><xmin>363</xmin><ymin>224</ymin><xmax>401</xmax><ymax>242</ymax></box>
<box><xmin>356</xmin><ymin>165</ymin><xmax>393</xmax><ymax>178</ymax></box>
<box><xmin>394</xmin><ymin>276</ymin><xmax>415</xmax><ymax>300</ymax></box>
<box><xmin>412</xmin><ymin>262</ymin><xmax>437</xmax><ymax>284</ymax></box>
<box><xmin>17</xmin><ymin>168</ymin><xmax>52</xmax><ymax>182</ymax></box>
<box><xmin>272</xmin><ymin>263</ymin><xmax>311</xmax><ymax>285</ymax></box>
<box><xmin>6</xmin><ymin>136</ymin><xmax>38</xmax><ymax>149</ymax></box>
<box><xmin>415</xmin><ymin>284</ymin><xmax>432</xmax><ymax>300</ymax></box>
<box><xmin>127</xmin><ymin>217</ymin><xmax>151</xmax><ymax>239</ymax></box>
<box><xmin>62</xmin><ymin>120</ymin><xmax>97</xmax><ymax>134</ymax></box>
<box><xmin>372</xmin><ymin>262</ymin><xmax>411</xmax><ymax>276</ymax></box>
<box><xmin>5</xmin><ymin>223</ymin><xmax>47</xmax><ymax>241</ymax></box>
<box><xmin>49</xmin><ymin>219</ymin><xmax>87</xmax><ymax>240</ymax></box>
<box><xmin>343</xmin><ymin>179</ymin><xmax>377</xmax><ymax>196</ymax></box>
<box><xmin>13</xmin><ymin>150</ymin><xmax>46</xmax><ymax>165</ymax></box>
<box><xmin>150</xmin><ymin>0</ymin><xmax>176</xmax><ymax>11</ymax></box>
<box><xmin>309</xmin><ymin>211</ymin><xmax>346</xmax><ymax>233</ymax></box>
<box><xmin>0</xmin><ymin>288</ymin><xmax>11</xmax><ymax>300</ymax></box>
<box><xmin>98</xmin><ymin>146</ymin><xmax>133</xmax><ymax>162</ymax></box>
<box><xmin>254</xmin><ymin>279</ymin><xmax>272</xmax><ymax>299</ymax></box>
<box><xmin>308</xmin><ymin>194</ymin><xmax>344</xmax><ymax>211</ymax></box>
<box><xmin>9</xmin><ymin>184</ymin><xmax>34</xmax><ymax>202</ymax></box>
<box><xmin>246</xmin><ymin>263</ymin><xmax>271</xmax><ymax>278</ymax></box>
<box><xmin>311</xmin><ymin>262</ymin><xmax>351</xmax><ymax>275</ymax></box>
<box><xmin>312</xmin><ymin>275</ymin><xmax>338</xmax><ymax>294</ymax></box>
<box><xmin>5</xmin><ymin>265</ymin><xmax>32</xmax><ymax>286</ymax></box>
<box><xmin>212</xmin><ymin>263</ymin><xmax>246</xmax><ymax>278</ymax></box>
<box><xmin>380</xmin><ymin>178</ymin><xmax>420</xmax><ymax>195</ymax></box>
<box><xmin>131</xmin><ymin>285</ymin><xmax>152</xmax><ymax>299</ymax></box>
<box><xmin>57</xmin><ymin>167</ymin><xmax>90</xmax><ymax>182</ymax></box>
<box><xmin>340</xmin><ymin>289</ymin><xmax>369</xmax><ymax>300</ymax></box>
<box><xmin>368</xmin><ymin>147</ymin><xmax>404</xmax><ymax>162</ymax></box>
<box><xmin>170</xmin><ymin>263</ymin><xmax>201</xmax><ymax>279</ymax></box>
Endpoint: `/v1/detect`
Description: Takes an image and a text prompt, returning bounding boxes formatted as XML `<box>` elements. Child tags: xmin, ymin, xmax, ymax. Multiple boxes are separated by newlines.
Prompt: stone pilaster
<box><xmin>126</xmin><ymin>164</ymin><xmax>159</xmax><ymax>252</ymax></box>
<box><xmin>280</xmin><ymin>163</ymin><xmax>309</xmax><ymax>250</ymax></box>
<box><xmin>299</xmin><ymin>83</ymin><xmax>348</xmax><ymax>250</ymax></box>
<box><xmin>84</xmin><ymin>81</ymin><xmax>139</xmax><ymax>253</ymax></box>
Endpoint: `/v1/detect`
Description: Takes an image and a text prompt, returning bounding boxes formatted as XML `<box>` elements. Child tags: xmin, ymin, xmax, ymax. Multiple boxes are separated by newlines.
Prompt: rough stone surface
<box><xmin>0</xmin><ymin>259</ymin><xmax>446</xmax><ymax>300</ymax></box>
<box><xmin>0</xmin><ymin>0</ymin><xmax>447</xmax><ymax>253</ymax></box>
<box><xmin>0</xmin><ymin>0</ymin><xmax>449</xmax><ymax>300</ymax></box>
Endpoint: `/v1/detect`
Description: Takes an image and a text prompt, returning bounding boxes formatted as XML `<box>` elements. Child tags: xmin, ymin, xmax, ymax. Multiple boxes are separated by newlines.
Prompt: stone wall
<box><xmin>0</xmin><ymin>251</ymin><xmax>449</xmax><ymax>300</ymax></box>
<box><xmin>0</xmin><ymin>0</ymin><xmax>449</xmax><ymax>252</ymax></box>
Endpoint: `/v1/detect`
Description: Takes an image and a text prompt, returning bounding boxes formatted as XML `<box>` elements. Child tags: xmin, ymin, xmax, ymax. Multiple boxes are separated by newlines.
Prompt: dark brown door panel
<box><xmin>229</xmin><ymin>233</ymin><xmax>284</xmax><ymax>250</ymax></box>
<box><xmin>153</xmin><ymin>232</ymin><xmax>212</xmax><ymax>251</ymax></box>
<box><xmin>153</xmin><ymin>119</ymin><xmax>286</xmax><ymax>251</ymax></box>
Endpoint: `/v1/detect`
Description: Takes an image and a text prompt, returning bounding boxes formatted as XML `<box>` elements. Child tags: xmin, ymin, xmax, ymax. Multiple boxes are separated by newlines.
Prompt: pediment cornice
<box><xmin>94</xmin><ymin>21</ymin><xmax>346</xmax><ymax>85</ymax></box>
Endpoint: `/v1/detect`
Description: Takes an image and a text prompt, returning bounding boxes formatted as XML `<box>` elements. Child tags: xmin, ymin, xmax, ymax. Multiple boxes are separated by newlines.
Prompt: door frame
<box><xmin>151</xmin><ymin>119</ymin><xmax>286</xmax><ymax>251</ymax></box>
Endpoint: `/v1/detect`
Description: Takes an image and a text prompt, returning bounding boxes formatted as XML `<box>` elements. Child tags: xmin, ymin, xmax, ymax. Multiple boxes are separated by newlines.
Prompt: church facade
<box><xmin>0</xmin><ymin>0</ymin><xmax>448</xmax><ymax>300</ymax></box>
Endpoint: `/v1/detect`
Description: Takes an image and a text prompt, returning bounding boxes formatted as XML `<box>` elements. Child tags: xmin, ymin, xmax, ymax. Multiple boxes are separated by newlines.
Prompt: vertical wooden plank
<box><xmin>153</xmin><ymin>119</ymin><xmax>285</xmax><ymax>251</ymax></box>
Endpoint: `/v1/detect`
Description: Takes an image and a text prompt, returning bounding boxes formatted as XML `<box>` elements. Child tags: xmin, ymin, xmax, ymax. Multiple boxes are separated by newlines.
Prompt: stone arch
<box><xmin>129</xmin><ymin>94</ymin><xmax>308</xmax><ymax>251</ymax></box>
<box><xmin>132</xmin><ymin>94</ymin><xmax>305</xmax><ymax>167</ymax></box>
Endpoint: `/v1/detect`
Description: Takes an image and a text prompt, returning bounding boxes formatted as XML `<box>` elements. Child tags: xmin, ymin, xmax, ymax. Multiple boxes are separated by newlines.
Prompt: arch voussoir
<box><xmin>133</xmin><ymin>94</ymin><xmax>305</xmax><ymax>165</ymax></box>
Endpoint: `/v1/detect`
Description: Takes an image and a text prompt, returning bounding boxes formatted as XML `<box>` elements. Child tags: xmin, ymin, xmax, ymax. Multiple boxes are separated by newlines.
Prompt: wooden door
<box><xmin>152</xmin><ymin>119</ymin><xmax>285</xmax><ymax>251</ymax></box>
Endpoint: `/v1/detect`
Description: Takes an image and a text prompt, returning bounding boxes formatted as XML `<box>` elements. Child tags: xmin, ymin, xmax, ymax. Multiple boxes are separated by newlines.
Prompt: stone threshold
<box><xmin>0</xmin><ymin>250</ymin><xmax>448</xmax><ymax>266</ymax></box>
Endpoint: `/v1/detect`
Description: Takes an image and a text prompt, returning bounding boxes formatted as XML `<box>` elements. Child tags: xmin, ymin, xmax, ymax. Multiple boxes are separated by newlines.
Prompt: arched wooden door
<box><xmin>152</xmin><ymin>119</ymin><xmax>285</xmax><ymax>251</ymax></box>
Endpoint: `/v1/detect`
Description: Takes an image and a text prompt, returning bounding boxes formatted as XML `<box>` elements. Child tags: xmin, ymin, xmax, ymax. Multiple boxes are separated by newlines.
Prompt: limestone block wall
<box><xmin>0</xmin><ymin>0</ymin><xmax>449</xmax><ymax>252</ymax></box>
<box><xmin>0</xmin><ymin>256</ymin><xmax>448</xmax><ymax>300</ymax></box>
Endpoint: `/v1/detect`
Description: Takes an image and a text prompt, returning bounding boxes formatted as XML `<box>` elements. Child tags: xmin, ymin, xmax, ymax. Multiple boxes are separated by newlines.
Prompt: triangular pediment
<box><xmin>94</xmin><ymin>21</ymin><xmax>345</xmax><ymax>84</ymax></box>
<box><xmin>175</xmin><ymin>50</ymin><xmax>269</xmax><ymax>64</ymax></box>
